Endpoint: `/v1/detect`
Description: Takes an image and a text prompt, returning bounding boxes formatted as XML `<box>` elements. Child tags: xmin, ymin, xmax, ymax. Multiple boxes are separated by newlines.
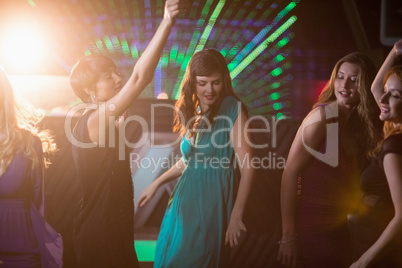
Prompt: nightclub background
<box><xmin>1</xmin><ymin>0</ymin><xmax>401</xmax><ymax>267</ymax></box>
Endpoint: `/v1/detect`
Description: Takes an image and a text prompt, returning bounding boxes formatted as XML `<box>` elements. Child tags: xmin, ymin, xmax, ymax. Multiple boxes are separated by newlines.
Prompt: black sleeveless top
<box><xmin>352</xmin><ymin>133</ymin><xmax>402</xmax><ymax>267</ymax></box>
<box><xmin>361</xmin><ymin>133</ymin><xmax>402</xmax><ymax>204</ymax></box>
<box><xmin>72</xmin><ymin>110</ymin><xmax>139</xmax><ymax>268</ymax></box>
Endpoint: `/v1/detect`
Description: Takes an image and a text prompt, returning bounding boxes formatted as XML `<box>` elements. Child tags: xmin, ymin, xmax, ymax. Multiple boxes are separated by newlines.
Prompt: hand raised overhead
<box><xmin>164</xmin><ymin>0</ymin><xmax>189</xmax><ymax>21</ymax></box>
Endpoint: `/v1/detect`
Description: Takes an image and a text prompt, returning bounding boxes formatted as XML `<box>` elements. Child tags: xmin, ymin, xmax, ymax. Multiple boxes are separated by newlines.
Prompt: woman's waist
<box><xmin>360</xmin><ymin>193</ymin><xmax>392</xmax><ymax>207</ymax></box>
<box><xmin>298</xmin><ymin>211</ymin><xmax>350</xmax><ymax>235</ymax></box>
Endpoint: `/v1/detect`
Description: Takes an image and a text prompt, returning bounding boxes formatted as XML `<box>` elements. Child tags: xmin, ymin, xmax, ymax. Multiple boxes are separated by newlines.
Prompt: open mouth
<box><xmin>381</xmin><ymin>106</ymin><xmax>390</xmax><ymax>114</ymax></box>
<box><xmin>339</xmin><ymin>90</ymin><xmax>350</xmax><ymax>97</ymax></box>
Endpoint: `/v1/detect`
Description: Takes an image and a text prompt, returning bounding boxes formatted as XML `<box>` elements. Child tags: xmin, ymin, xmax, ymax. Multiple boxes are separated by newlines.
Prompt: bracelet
<box><xmin>277</xmin><ymin>239</ymin><xmax>297</xmax><ymax>245</ymax></box>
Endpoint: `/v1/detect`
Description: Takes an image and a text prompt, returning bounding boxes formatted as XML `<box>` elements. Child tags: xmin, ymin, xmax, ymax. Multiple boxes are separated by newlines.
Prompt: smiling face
<box><xmin>334</xmin><ymin>62</ymin><xmax>361</xmax><ymax>109</ymax></box>
<box><xmin>92</xmin><ymin>68</ymin><xmax>122</xmax><ymax>102</ymax></box>
<box><xmin>195</xmin><ymin>72</ymin><xmax>223</xmax><ymax>112</ymax></box>
<box><xmin>379</xmin><ymin>74</ymin><xmax>402</xmax><ymax>126</ymax></box>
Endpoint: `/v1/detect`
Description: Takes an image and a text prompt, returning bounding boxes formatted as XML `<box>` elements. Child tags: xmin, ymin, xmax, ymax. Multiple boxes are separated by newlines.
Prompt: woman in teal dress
<box><xmin>138</xmin><ymin>49</ymin><xmax>255</xmax><ymax>267</ymax></box>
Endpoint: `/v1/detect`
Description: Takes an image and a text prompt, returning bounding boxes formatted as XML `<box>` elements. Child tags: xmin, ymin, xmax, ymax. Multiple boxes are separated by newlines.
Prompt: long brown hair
<box><xmin>314</xmin><ymin>52</ymin><xmax>383</xmax><ymax>159</ymax></box>
<box><xmin>173</xmin><ymin>49</ymin><xmax>246</xmax><ymax>137</ymax></box>
<box><xmin>0</xmin><ymin>67</ymin><xmax>56</xmax><ymax>175</ymax></box>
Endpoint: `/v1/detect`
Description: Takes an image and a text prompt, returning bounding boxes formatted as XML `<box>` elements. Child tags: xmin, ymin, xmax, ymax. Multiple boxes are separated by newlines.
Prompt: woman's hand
<box><xmin>225</xmin><ymin>212</ymin><xmax>247</xmax><ymax>248</ymax></box>
<box><xmin>277</xmin><ymin>238</ymin><xmax>300</xmax><ymax>268</ymax></box>
<box><xmin>164</xmin><ymin>0</ymin><xmax>189</xmax><ymax>21</ymax></box>
<box><xmin>137</xmin><ymin>182</ymin><xmax>159</xmax><ymax>208</ymax></box>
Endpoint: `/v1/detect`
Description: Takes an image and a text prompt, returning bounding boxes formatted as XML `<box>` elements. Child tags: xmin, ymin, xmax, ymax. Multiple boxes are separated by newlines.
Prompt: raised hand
<box><xmin>164</xmin><ymin>0</ymin><xmax>189</xmax><ymax>21</ymax></box>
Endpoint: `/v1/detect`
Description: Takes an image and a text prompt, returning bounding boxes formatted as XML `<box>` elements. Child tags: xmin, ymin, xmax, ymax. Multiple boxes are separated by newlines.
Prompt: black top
<box><xmin>72</xmin><ymin>110</ymin><xmax>139</xmax><ymax>268</ymax></box>
<box><xmin>361</xmin><ymin>133</ymin><xmax>402</xmax><ymax>205</ymax></box>
<box><xmin>297</xmin><ymin>119</ymin><xmax>360</xmax><ymax>267</ymax></box>
<box><xmin>299</xmin><ymin>133</ymin><xmax>358</xmax><ymax>234</ymax></box>
<box><xmin>352</xmin><ymin>133</ymin><xmax>402</xmax><ymax>267</ymax></box>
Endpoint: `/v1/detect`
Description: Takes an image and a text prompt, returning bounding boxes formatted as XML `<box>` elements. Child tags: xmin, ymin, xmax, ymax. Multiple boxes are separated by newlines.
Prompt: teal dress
<box><xmin>155</xmin><ymin>96</ymin><xmax>242</xmax><ymax>268</ymax></box>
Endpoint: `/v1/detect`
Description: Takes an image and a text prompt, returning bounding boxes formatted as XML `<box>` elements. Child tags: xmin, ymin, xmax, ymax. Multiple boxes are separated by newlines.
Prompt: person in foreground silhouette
<box><xmin>68</xmin><ymin>1</ymin><xmax>187</xmax><ymax>267</ymax></box>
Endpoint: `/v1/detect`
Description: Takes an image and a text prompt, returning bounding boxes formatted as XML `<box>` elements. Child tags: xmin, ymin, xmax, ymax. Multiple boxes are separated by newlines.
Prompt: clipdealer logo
<box><xmin>64</xmin><ymin>101</ymin><xmax>288</xmax><ymax>170</ymax></box>
<box><xmin>301</xmin><ymin>102</ymin><xmax>338</xmax><ymax>167</ymax></box>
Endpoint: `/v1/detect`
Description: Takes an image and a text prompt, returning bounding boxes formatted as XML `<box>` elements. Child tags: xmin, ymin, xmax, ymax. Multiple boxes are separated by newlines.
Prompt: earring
<box><xmin>91</xmin><ymin>92</ymin><xmax>96</xmax><ymax>102</ymax></box>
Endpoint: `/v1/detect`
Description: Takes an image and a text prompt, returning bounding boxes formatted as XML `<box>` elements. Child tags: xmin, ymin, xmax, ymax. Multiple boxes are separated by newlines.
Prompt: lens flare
<box><xmin>1</xmin><ymin>23</ymin><xmax>48</xmax><ymax>72</ymax></box>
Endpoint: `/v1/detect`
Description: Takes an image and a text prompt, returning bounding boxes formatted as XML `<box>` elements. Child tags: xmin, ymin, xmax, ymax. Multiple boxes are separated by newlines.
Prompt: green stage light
<box><xmin>131</xmin><ymin>45</ymin><xmax>139</xmax><ymax>60</ymax></box>
<box><xmin>134</xmin><ymin>240</ymin><xmax>157</xmax><ymax>262</ymax></box>
<box><xmin>195</xmin><ymin>0</ymin><xmax>226</xmax><ymax>53</ymax></box>
<box><xmin>121</xmin><ymin>39</ymin><xmax>130</xmax><ymax>55</ymax></box>
<box><xmin>271</xmin><ymin>82</ymin><xmax>281</xmax><ymax>89</ymax></box>
<box><xmin>17</xmin><ymin>0</ymin><xmax>300</xmax><ymax>116</ymax></box>
<box><xmin>96</xmin><ymin>39</ymin><xmax>105</xmax><ymax>52</ymax></box>
<box><xmin>271</xmin><ymin>92</ymin><xmax>280</xmax><ymax>100</ymax></box>
<box><xmin>227</xmin><ymin>0</ymin><xmax>298</xmax><ymax>75</ymax></box>
<box><xmin>230</xmin><ymin>15</ymin><xmax>297</xmax><ymax>79</ymax></box>
<box><xmin>274</xmin><ymin>54</ymin><xmax>285</xmax><ymax>62</ymax></box>
<box><xmin>27</xmin><ymin>0</ymin><xmax>36</xmax><ymax>7</ymax></box>
<box><xmin>273</xmin><ymin>102</ymin><xmax>282</xmax><ymax>110</ymax></box>
<box><xmin>170</xmin><ymin>44</ymin><xmax>179</xmax><ymax>63</ymax></box>
<box><xmin>220</xmin><ymin>47</ymin><xmax>228</xmax><ymax>57</ymax></box>
<box><xmin>162</xmin><ymin>52</ymin><xmax>169</xmax><ymax>67</ymax></box>
<box><xmin>103</xmin><ymin>36</ymin><xmax>113</xmax><ymax>52</ymax></box>
<box><xmin>271</xmin><ymin>68</ymin><xmax>282</xmax><ymax>77</ymax></box>
<box><xmin>112</xmin><ymin>35</ymin><xmax>121</xmax><ymax>50</ymax></box>
<box><xmin>177</xmin><ymin>51</ymin><xmax>185</xmax><ymax>64</ymax></box>
<box><xmin>278</xmin><ymin>37</ymin><xmax>289</xmax><ymax>47</ymax></box>
<box><xmin>172</xmin><ymin>0</ymin><xmax>226</xmax><ymax>99</ymax></box>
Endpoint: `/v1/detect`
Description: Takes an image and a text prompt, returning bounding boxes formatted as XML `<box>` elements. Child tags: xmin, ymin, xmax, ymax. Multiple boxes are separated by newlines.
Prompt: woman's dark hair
<box><xmin>70</xmin><ymin>54</ymin><xmax>116</xmax><ymax>101</ymax></box>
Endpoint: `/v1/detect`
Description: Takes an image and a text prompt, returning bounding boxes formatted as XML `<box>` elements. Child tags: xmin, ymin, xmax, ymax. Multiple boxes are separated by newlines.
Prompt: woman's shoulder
<box><xmin>305</xmin><ymin>101</ymin><xmax>338</xmax><ymax>124</ymax></box>
<box><xmin>311</xmin><ymin>101</ymin><xmax>337</xmax><ymax>115</ymax></box>
<box><xmin>73</xmin><ymin>109</ymin><xmax>95</xmax><ymax>136</ymax></box>
<box><xmin>218</xmin><ymin>96</ymin><xmax>242</xmax><ymax>116</ymax></box>
<box><xmin>298</xmin><ymin>105</ymin><xmax>332</xmax><ymax>143</ymax></box>
<box><xmin>221</xmin><ymin>95</ymin><xmax>239</xmax><ymax>105</ymax></box>
<box><xmin>382</xmin><ymin>133</ymin><xmax>402</xmax><ymax>156</ymax></box>
<box><xmin>77</xmin><ymin>108</ymin><xmax>95</xmax><ymax>123</ymax></box>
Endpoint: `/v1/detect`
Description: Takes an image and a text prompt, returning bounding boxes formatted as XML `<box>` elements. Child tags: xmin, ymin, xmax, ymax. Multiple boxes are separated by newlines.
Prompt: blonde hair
<box><xmin>314</xmin><ymin>52</ymin><xmax>383</xmax><ymax>160</ymax></box>
<box><xmin>0</xmin><ymin>67</ymin><xmax>56</xmax><ymax>175</ymax></box>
